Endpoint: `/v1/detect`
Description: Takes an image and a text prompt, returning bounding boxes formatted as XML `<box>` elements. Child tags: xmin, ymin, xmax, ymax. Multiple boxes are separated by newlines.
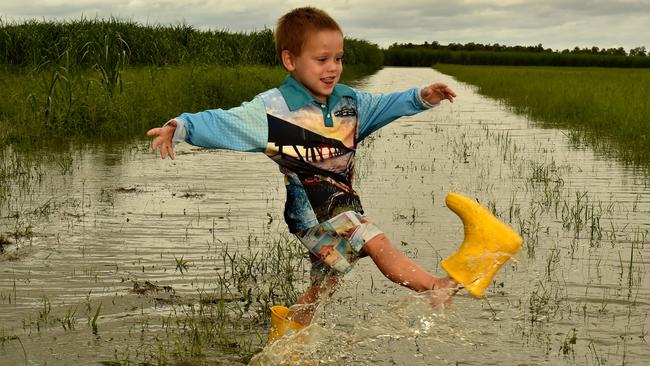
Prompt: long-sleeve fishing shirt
<box><xmin>170</xmin><ymin>75</ymin><xmax>437</xmax><ymax>233</ymax></box>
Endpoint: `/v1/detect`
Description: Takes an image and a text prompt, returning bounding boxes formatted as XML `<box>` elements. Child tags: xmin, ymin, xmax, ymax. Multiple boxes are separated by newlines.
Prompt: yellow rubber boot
<box><xmin>269</xmin><ymin>306</ymin><xmax>304</xmax><ymax>344</ymax></box>
<box><xmin>441</xmin><ymin>192</ymin><xmax>523</xmax><ymax>298</ymax></box>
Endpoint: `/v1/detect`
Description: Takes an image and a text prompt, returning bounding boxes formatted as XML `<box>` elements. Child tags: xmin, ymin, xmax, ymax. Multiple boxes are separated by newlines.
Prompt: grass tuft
<box><xmin>436</xmin><ymin>64</ymin><xmax>650</xmax><ymax>167</ymax></box>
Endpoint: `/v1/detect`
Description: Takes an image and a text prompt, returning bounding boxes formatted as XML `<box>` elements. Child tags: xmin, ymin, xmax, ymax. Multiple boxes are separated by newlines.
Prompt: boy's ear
<box><xmin>281</xmin><ymin>50</ymin><xmax>296</xmax><ymax>72</ymax></box>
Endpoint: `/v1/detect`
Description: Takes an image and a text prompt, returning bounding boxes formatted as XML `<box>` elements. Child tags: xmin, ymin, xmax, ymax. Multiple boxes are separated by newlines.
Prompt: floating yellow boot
<box><xmin>269</xmin><ymin>305</ymin><xmax>304</xmax><ymax>344</ymax></box>
<box><xmin>441</xmin><ymin>192</ymin><xmax>523</xmax><ymax>298</ymax></box>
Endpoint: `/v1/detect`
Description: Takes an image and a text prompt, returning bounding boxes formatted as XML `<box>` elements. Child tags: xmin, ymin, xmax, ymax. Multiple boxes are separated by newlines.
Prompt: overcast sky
<box><xmin>2</xmin><ymin>0</ymin><xmax>648</xmax><ymax>51</ymax></box>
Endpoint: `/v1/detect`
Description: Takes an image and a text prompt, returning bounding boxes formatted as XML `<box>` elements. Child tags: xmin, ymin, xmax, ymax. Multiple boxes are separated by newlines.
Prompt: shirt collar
<box><xmin>278</xmin><ymin>74</ymin><xmax>356</xmax><ymax>111</ymax></box>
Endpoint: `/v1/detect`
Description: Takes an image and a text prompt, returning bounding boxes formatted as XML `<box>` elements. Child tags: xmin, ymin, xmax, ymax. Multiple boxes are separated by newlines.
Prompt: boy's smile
<box><xmin>283</xmin><ymin>30</ymin><xmax>344</xmax><ymax>104</ymax></box>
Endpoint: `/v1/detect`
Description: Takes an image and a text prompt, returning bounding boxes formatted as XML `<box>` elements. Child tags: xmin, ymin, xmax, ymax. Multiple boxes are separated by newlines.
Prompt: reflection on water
<box><xmin>1</xmin><ymin>67</ymin><xmax>649</xmax><ymax>365</ymax></box>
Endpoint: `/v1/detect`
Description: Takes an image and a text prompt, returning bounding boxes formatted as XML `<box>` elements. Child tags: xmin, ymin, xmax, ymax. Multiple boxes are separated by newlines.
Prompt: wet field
<box><xmin>1</xmin><ymin>67</ymin><xmax>649</xmax><ymax>365</ymax></box>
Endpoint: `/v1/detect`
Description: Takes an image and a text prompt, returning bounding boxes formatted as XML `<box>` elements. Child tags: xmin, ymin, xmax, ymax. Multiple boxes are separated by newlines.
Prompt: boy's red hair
<box><xmin>275</xmin><ymin>7</ymin><xmax>342</xmax><ymax>60</ymax></box>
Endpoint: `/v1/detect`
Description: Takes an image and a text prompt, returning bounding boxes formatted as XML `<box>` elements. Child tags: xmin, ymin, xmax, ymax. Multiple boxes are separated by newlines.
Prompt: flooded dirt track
<box><xmin>2</xmin><ymin>67</ymin><xmax>649</xmax><ymax>365</ymax></box>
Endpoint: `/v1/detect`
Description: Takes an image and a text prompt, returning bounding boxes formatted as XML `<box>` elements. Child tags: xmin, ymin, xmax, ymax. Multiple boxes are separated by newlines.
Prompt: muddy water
<box><xmin>2</xmin><ymin>67</ymin><xmax>649</xmax><ymax>365</ymax></box>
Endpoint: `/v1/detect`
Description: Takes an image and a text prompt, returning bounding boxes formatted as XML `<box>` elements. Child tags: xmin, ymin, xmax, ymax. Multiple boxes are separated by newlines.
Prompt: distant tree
<box><xmin>492</xmin><ymin>43</ymin><xmax>505</xmax><ymax>52</ymax></box>
<box><xmin>465</xmin><ymin>42</ymin><xmax>478</xmax><ymax>51</ymax></box>
<box><xmin>629</xmin><ymin>46</ymin><xmax>647</xmax><ymax>56</ymax></box>
<box><xmin>448</xmin><ymin>42</ymin><xmax>462</xmax><ymax>51</ymax></box>
<box><xmin>385</xmin><ymin>40</ymin><xmax>643</xmax><ymax>61</ymax></box>
<box><xmin>603</xmin><ymin>47</ymin><xmax>627</xmax><ymax>56</ymax></box>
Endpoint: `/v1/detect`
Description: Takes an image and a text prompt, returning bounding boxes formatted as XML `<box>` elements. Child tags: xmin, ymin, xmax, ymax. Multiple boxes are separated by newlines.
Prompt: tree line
<box><xmin>384</xmin><ymin>41</ymin><xmax>650</xmax><ymax>68</ymax></box>
<box><xmin>390</xmin><ymin>41</ymin><xmax>647</xmax><ymax>57</ymax></box>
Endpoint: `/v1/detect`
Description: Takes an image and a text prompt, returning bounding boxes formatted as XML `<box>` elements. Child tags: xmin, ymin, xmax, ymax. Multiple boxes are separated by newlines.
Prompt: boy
<box><xmin>147</xmin><ymin>7</ymin><xmax>458</xmax><ymax>326</ymax></box>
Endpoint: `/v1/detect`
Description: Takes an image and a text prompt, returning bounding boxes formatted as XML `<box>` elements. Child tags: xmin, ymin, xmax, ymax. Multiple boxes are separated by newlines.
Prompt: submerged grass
<box><xmin>104</xmin><ymin>235</ymin><xmax>308</xmax><ymax>365</ymax></box>
<box><xmin>477</xmin><ymin>119</ymin><xmax>648</xmax><ymax>365</ymax></box>
<box><xmin>435</xmin><ymin>64</ymin><xmax>650</xmax><ymax>167</ymax></box>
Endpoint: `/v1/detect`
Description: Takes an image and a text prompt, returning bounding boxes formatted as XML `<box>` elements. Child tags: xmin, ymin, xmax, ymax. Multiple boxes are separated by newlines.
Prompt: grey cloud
<box><xmin>534</xmin><ymin>0</ymin><xmax>650</xmax><ymax>16</ymax></box>
<box><xmin>1</xmin><ymin>0</ymin><xmax>647</xmax><ymax>50</ymax></box>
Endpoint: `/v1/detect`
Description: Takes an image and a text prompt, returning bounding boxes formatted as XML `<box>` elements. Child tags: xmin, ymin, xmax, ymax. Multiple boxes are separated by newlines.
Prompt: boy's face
<box><xmin>283</xmin><ymin>30</ymin><xmax>344</xmax><ymax>103</ymax></box>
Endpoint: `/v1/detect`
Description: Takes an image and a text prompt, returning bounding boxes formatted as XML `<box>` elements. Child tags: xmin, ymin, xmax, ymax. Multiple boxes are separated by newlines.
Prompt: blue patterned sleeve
<box><xmin>171</xmin><ymin>96</ymin><xmax>268</xmax><ymax>152</ymax></box>
<box><xmin>356</xmin><ymin>87</ymin><xmax>437</xmax><ymax>141</ymax></box>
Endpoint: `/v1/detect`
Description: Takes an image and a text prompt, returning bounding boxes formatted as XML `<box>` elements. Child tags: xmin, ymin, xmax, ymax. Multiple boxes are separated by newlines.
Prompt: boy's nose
<box><xmin>326</xmin><ymin>60</ymin><xmax>340</xmax><ymax>72</ymax></box>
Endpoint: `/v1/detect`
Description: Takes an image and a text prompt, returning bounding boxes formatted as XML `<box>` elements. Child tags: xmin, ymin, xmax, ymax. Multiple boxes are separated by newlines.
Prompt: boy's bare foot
<box><xmin>427</xmin><ymin>276</ymin><xmax>459</xmax><ymax>308</ymax></box>
<box><xmin>433</xmin><ymin>275</ymin><xmax>459</xmax><ymax>290</ymax></box>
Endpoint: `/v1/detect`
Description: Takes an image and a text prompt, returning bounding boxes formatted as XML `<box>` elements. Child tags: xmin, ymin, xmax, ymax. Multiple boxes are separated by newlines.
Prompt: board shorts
<box><xmin>295</xmin><ymin>211</ymin><xmax>383</xmax><ymax>284</ymax></box>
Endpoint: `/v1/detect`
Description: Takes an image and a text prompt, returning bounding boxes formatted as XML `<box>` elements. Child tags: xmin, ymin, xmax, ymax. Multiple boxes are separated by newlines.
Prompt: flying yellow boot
<box><xmin>269</xmin><ymin>305</ymin><xmax>304</xmax><ymax>344</ymax></box>
<box><xmin>441</xmin><ymin>192</ymin><xmax>523</xmax><ymax>298</ymax></box>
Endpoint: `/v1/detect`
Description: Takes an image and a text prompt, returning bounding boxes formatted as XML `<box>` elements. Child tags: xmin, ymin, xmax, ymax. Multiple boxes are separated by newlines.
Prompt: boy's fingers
<box><xmin>443</xmin><ymin>86</ymin><xmax>457</xmax><ymax>97</ymax></box>
<box><xmin>146</xmin><ymin>127</ymin><xmax>160</xmax><ymax>137</ymax></box>
<box><xmin>434</xmin><ymin>84</ymin><xmax>455</xmax><ymax>95</ymax></box>
<box><xmin>438</xmin><ymin>86</ymin><xmax>456</xmax><ymax>103</ymax></box>
<box><xmin>430</xmin><ymin>83</ymin><xmax>456</xmax><ymax>95</ymax></box>
<box><xmin>445</xmin><ymin>93</ymin><xmax>455</xmax><ymax>103</ymax></box>
<box><xmin>423</xmin><ymin>83</ymin><xmax>457</xmax><ymax>104</ymax></box>
<box><xmin>147</xmin><ymin>121</ymin><xmax>176</xmax><ymax>160</ymax></box>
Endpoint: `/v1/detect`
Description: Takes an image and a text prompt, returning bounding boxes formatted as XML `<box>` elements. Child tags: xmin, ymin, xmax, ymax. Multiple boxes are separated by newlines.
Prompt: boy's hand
<box><xmin>421</xmin><ymin>83</ymin><xmax>457</xmax><ymax>105</ymax></box>
<box><xmin>146</xmin><ymin>120</ymin><xmax>177</xmax><ymax>160</ymax></box>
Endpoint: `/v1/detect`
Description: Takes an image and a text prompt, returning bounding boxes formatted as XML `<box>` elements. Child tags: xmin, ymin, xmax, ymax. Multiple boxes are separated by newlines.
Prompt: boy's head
<box><xmin>275</xmin><ymin>7</ymin><xmax>342</xmax><ymax>61</ymax></box>
<box><xmin>276</xmin><ymin>7</ymin><xmax>344</xmax><ymax>103</ymax></box>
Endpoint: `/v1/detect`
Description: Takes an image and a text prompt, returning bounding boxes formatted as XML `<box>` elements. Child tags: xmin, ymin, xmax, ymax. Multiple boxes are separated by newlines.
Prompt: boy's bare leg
<box><xmin>362</xmin><ymin>234</ymin><xmax>458</xmax><ymax>303</ymax></box>
<box><xmin>290</xmin><ymin>233</ymin><xmax>456</xmax><ymax>325</ymax></box>
<box><xmin>291</xmin><ymin>273</ymin><xmax>339</xmax><ymax>325</ymax></box>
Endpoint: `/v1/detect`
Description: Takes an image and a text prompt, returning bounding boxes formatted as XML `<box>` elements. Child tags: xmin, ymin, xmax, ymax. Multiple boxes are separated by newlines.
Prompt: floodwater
<box><xmin>1</xmin><ymin>67</ymin><xmax>649</xmax><ymax>365</ymax></box>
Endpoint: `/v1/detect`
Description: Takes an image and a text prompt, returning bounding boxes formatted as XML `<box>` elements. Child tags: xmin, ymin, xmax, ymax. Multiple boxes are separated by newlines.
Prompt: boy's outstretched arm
<box><xmin>146</xmin><ymin>96</ymin><xmax>268</xmax><ymax>160</ymax></box>
<box><xmin>147</xmin><ymin>120</ymin><xmax>177</xmax><ymax>160</ymax></box>
<box><xmin>420</xmin><ymin>83</ymin><xmax>456</xmax><ymax>105</ymax></box>
<box><xmin>356</xmin><ymin>83</ymin><xmax>457</xmax><ymax>141</ymax></box>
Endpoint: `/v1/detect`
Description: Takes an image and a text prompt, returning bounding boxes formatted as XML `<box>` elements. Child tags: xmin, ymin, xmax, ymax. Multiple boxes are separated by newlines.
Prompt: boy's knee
<box><xmin>360</xmin><ymin>233</ymin><xmax>390</xmax><ymax>257</ymax></box>
<box><xmin>348</xmin><ymin>222</ymin><xmax>384</xmax><ymax>253</ymax></box>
